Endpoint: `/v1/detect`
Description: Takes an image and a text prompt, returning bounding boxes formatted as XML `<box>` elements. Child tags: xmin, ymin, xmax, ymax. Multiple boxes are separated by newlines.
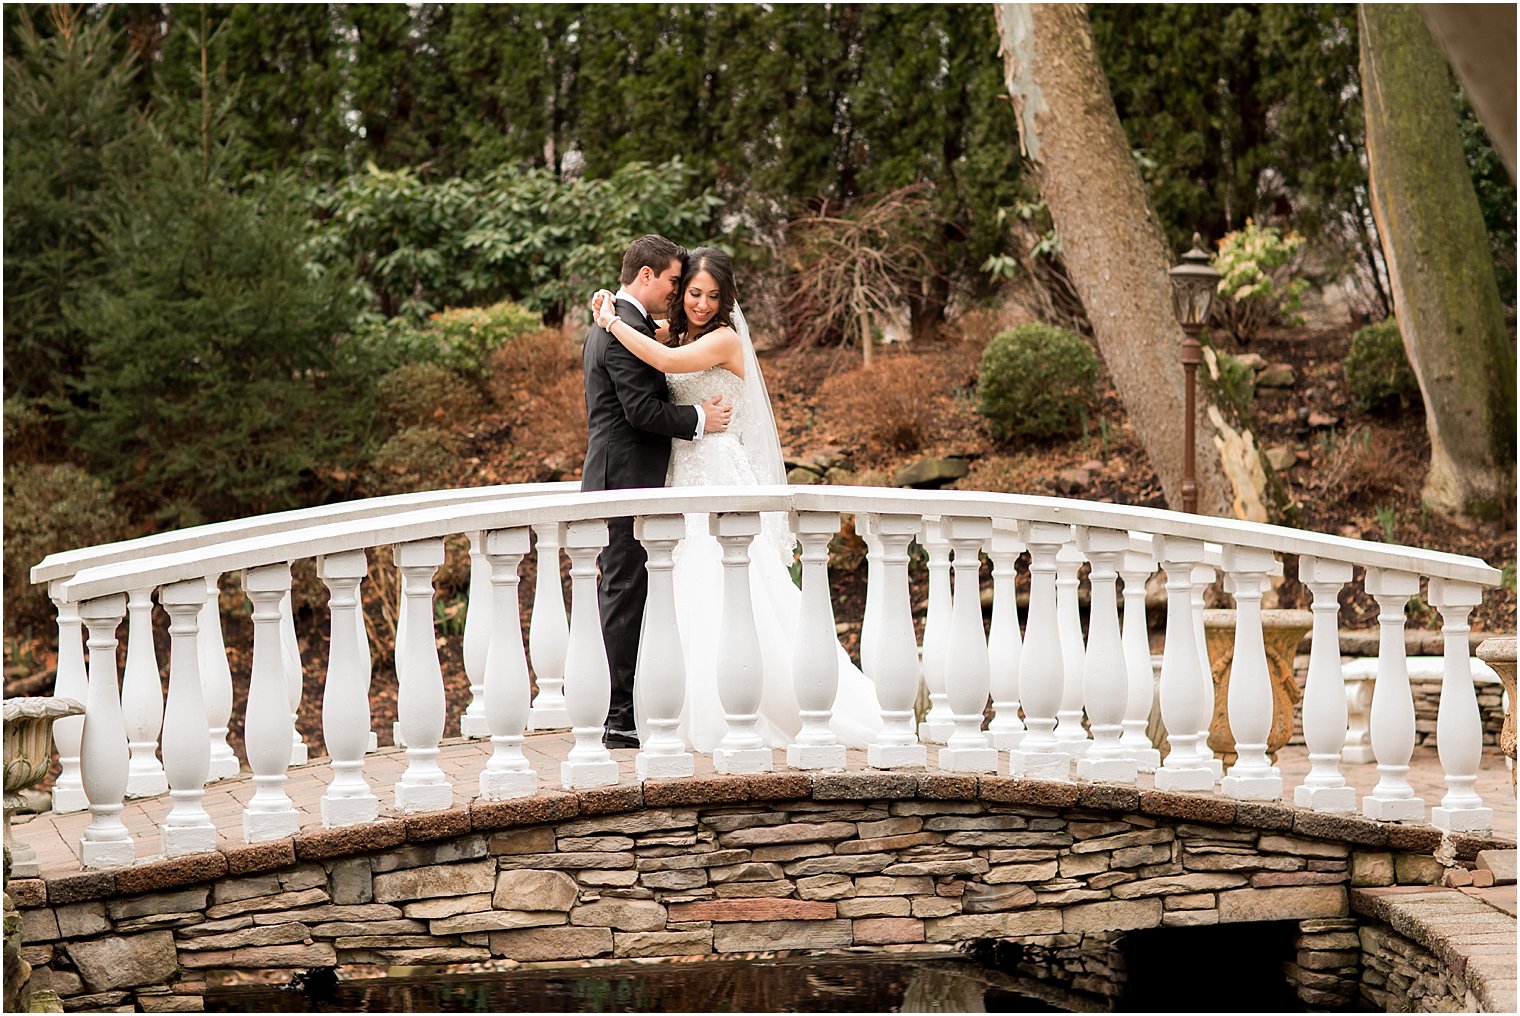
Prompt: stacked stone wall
<box><xmin>10</xmin><ymin>774</ymin><xmax>1504</xmax><ymax>1013</ymax></box>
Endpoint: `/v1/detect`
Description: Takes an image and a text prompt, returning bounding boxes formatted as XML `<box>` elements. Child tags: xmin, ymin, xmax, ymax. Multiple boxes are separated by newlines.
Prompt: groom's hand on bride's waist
<box><xmin>701</xmin><ymin>395</ymin><xmax>732</xmax><ymax>433</ymax></box>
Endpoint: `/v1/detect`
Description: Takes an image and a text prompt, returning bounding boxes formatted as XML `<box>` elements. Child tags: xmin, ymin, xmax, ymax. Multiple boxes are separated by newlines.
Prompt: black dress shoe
<box><xmin>603</xmin><ymin>729</ymin><xmax>640</xmax><ymax>749</ymax></box>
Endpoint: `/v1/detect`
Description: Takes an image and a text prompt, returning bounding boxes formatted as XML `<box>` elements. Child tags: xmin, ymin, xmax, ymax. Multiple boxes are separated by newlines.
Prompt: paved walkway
<box><xmin>14</xmin><ymin>739</ymin><xmax>1514</xmax><ymax>876</ymax></box>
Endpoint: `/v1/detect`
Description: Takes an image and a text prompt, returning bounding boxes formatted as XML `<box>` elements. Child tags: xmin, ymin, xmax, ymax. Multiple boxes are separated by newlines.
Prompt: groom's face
<box><xmin>649</xmin><ymin>259</ymin><xmax>682</xmax><ymax>314</ymax></box>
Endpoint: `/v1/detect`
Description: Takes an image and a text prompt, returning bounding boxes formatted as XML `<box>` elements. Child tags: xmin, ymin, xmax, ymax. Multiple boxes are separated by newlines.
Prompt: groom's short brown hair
<box><xmin>620</xmin><ymin>235</ymin><xmax>686</xmax><ymax>285</ymax></box>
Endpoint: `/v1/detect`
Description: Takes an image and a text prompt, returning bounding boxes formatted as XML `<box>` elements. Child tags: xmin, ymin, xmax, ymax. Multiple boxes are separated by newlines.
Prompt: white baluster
<box><xmin>1153</xmin><ymin>536</ymin><xmax>1214</xmax><ymax>792</ymax></box>
<box><xmin>1218</xmin><ymin>547</ymin><xmax>1282</xmax><ymax>799</ymax></box>
<box><xmin>1294</xmin><ymin>557</ymin><xmax>1357</xmax><ymax>811</ymax></box>
<box><xmin>1427</xmin><ymin>577</ymin><xmax>1492</xmax><ymax>833</ymax></box>
<box><xmin>919</xmin><ymin>518</ymin><xmax>955</xmax><ymax>744</ymax></box>
<box><xmin>634</xmin><ymin>515</ymin><xmax>695</xmax><ymax>780</ymax></box>
<box><xmin>394</xmin><ymin>539</ymin><xmax>454</xmax><ymax>811</ymax></box>
<box><xmin>1008</xmin><ymin>521</ymin><xmax>1072</xmax><ymax>780</ymax></box>
<box><xmin>78</xmin><ymin>594</ymin><xmax>133</xmax><ymax>868</ymax></box>
<box><xmin>199</xmin><ymin>576</ymin><xmax>240</xmax><ymax>781</ymax></box>
<box><xmin>528</xmin><ymin>523</ymin><xmax>572</xmax><ymax>730</ymax></box>
<box><xmin>50</xmin><ymin>588</ymin><xmax>90</xmax><ymax>814</ymax></box>
<box><xmin>986</xmin><ymin>530</ymin><xmax>1026</xmax><ymax>751</ymax></box>
<box><xmin>479</xmin><ymin>528</ymin><xmax>538</xmax><ymax>799</ymax></box>
<box><xmin>1119</xmin><ymin>548</ymin><xmax>1160</xmax><ymax>772</ymax></box>
<box><xmin>561</xmin><ymin>520</ymin><xmax>620</xmax><ymax>788</ymax></box>
<box><xmin>1361</xmin><ymin>568</ymin><xmax>1424</xmax><ymax>821</ymax></box>
<box><xmin>279</xmin><ymin>588</ymin><xmax>308</xmax><ymax>766</ymax></box>
<box><xmin>939</xmin><ymin>517</ymin><xmax>997</xmax><ymax>773</ymax></box>
<box><xmin>319</xmin><ymin>550</ymin><xmax>379</xmax><ymax>827</ymax></box>
<box><xmin>867</xmin><ymin>513</ymin><xmax>928</xmax><ymax>769</ymax></box>
<box><xmin>1053</xmin><ymin>541</ymin><xmax>1090</xmax><ymax>756</ymax></box>
<box><xmin>788</xmin><ymin>511</ymin><xmax>846</xmax><ymax>771</ymax></box>
<box><xmin>121</xmin><ymin>588</ymin><xmax>168</xmax><ymax>798</ymax></box>
<box><xmin>159</xmin><ymin>579</ymin><xmax>216</xmax><ymax>856</ymax></box>
<box><xmin>1344</xmin><ymin>680</ymin><xmax>1375</xmax><ymax>764</ymax></box>
<box><xmin>355</xmin><ymin>586</ymin><xmax>378</xmax><ymax>754</ymax></box>
<box><xmin>461</xmin><ymin>532</ymin><xmax>493</xmax><ymax>738</ymax></box>
<box><xmin>1191</xmin><ymin>563</ymin><xmax>1223</xmax><ymax>780</ymax></box>
<box><xmin>859</xmin><ymin>513</ymin><xmax>884</xmax><ymax>683</ymax></box>
<box><xmin>243</xmin><ymin>564</ymin><xmax>300</xmax><ymax>841</ymax></box>
<box><xmin>1076</xmin><ymin>528</ymin><xmax>1136</xmax><ymax>783</ymax></box>
<box><xmin>711</xmin><ymin>512</ymin><xmax>774</xmax><ymax>774</ymax></box>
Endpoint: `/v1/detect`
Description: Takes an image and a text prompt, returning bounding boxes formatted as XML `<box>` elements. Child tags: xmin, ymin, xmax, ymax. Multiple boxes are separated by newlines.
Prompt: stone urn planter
<box><xmin>4</xmin><ymin>697</ymin><xmax>84</xmax><ymax>879</ymax></box>
<box><xmin>1476</xmin><ymin>636</ymin><xmax>1516</xmax><ymax>794</ymax></box>
<box><xmin>1202</xmin><ymin>609</ymin><xmax>1312</xmax><ymax>766</ymax></box>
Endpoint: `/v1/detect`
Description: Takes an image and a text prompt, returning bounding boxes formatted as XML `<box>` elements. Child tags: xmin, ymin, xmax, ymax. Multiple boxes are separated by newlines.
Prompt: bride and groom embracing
<box><xmin>581</xmin><ymin>234</ymin><xmax>882</xmax><ymax>754</ymax></box>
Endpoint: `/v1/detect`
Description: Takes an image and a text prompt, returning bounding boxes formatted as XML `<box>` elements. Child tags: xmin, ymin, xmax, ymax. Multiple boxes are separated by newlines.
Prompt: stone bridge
<box><xmin>9</xmin><ymin>735</ymin><xmax>1515</xmax><ymax>1012</ymax></box>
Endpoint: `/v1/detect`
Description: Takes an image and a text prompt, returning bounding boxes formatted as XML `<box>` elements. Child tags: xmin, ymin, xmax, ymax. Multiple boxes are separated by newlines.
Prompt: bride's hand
<box><xmin>590</xmin><ymin>289</ymin><xmax>616</xmax><ymax>329</ymax></box>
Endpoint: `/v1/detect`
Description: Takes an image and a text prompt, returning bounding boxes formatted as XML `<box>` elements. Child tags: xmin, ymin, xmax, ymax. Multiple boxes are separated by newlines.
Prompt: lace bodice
<box><xmin>665</xmin><ymin>367</ymin><xmax>751</xmax><ymax>489</ymax></box>
<box><xmin>666</xmin><ymin>365</ymin><xmax>746</xmax><ymax>416</ymax></box>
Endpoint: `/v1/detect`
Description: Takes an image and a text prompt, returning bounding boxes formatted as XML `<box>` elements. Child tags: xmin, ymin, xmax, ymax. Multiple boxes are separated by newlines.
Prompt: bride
<box><xmin>591</xmin><ymin>247</ymin><xmax>882</xmax><ymax>752</ymax></box>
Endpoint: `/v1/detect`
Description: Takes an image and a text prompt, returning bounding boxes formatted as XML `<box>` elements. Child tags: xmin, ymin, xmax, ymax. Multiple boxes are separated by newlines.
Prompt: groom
<box><xmin>581</xmin><ymin>234</ymin><xmax>732</xmax><ymax>748</ymax></box>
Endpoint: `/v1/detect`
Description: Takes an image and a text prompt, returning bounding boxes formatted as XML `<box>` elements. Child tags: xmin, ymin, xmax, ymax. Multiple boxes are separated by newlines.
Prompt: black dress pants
<box><xmin>597</xmin><ymin>515</ymin><xmax>645</xmax><ymax>734</ymax></box>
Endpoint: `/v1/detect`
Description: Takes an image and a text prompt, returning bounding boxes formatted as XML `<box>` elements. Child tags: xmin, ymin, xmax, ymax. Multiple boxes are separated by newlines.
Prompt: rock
<box><xmin>853</xmin><ymin>918</ymin><xmax>925</xmax><ymax>945</ymax></box>
<box><xmin>569</xmin><ymin>899</ymin><xmax>667</xmax><ymax>932</ymax></box>
<box><xmin>1349</xmin><ymin>852</ymin><xmax>1395</xmax><ymax>888</ymax></box>
<box><xmin>786</xmin><ymin>466</ymin><xmax>823</xmax><ymax>485</ymax></box>
<box><xmin>1476</xmin><ymin>849</ymin><xmax>1516</xmax><ymax>885</ymax></box>
<box><xmin>1393</xmin><ymin>854</ymin><xmax>1445</xmax><ymax>885</ymax></box>
<box><xmin>493</xmin><ymin>870</ymin><xmax>578</xmax><ymax>913</ymax></box>
<box><xmin>1079</xmin><ymin>459</ymin><xmax>1104</xmax><ymax>473</ymax></box>
<box><xmin>984</xmin><ymin>862</ymin><xmax>1060</xmax><ymax>884</ymax></box>
<box><xmin>67</xmin><ymin>932</ymin><xmax>179</xmax><ymax>992</ymax></box>
<box><xmin>713</xmin><ymin>919</ymin><xmax>852</xmax><ymax>952</ymax></box>
<box><xmin>809</xmin><ymin>449</ymin><xmax>852</xmax><ymax>472</ymax></box>
<box><xmin>372</xmin><ymin>860</ymin><xmax>496</xmax><ymax>903</ymax></box>
<box><xmin>1256</xmin><ymin>363</ymin><xmax>1296</xmax><ymax>387</ymax></box>
<box><xmin>489</xmin><ymin>926</ymin><xmax>613</xmax><ymax>962</ymax></box>
<box><xmin>668</xmin><ymin>899</ymin><xmax>836</xmax><ymax>923</ymax></box>
<box><xmin>1307</xmin><ymin>410</ymin><xmax>1339</xmax><ymax>428</ymax></box>
<box><xmin>403</xmin><ymin>894</ymin><xmax>494</xmax><ymax>919</ymax></box>
<box><xmin>795</xmin><ymin>875</ymin><xmax>854</xmax><ymax>901</ymax></box>
<box><xmin>1062</xmin><ymin>899</ymin><xmax>1163</xmax><ymax>934</ymax></box>
<box><xmin>107</xmin><ymin>890</ymin><xmax>208</xmax><ymax>921</ymax></box>
<box><xmin>961</xmin><ymin>883</ymin><xmax>1037</xmax><ymax>914</ymax></box>
<box><xmin>430</xmin><ymin>911</ymin><xmax>566</xmax><ymax>935</ymax></box>
<box><xmin>1236</xmin><ymin>353</ymin><xmax>1269</xmax><ymax>371</ymax></box>
<box><xmin>177</xmin><ymin>922</ymin><xmax>312</xmax><ymax>951</ymax></box>
<box><xmin>613</xmin><ymin>930</ymin><xmax>713</xmax><ymax>958</ymax></box>
<box><xmin>893</xmin><ymin>457</ymin><xmax>969</xmax><ymax>489</ymax></box>
<box><xmin>329</xmin><ymin>859</ymin><xmax>374</xmax><ymax>906</ymax></box>
<box><xmin>1054</xmin><ymin>468</ymin><xmax>1092</xmax><ymax>494</ymax></box>
<box><xmin>838</xmin><ymin>897</ymin><xmax>910</xmax><ymax>918</ymax></box>
<box><xmin>1264</xmin><ymin>445</ymin><xmax>1297</xmax><ymax>471</ymax></box>
<box><xmin>924</xmin><ymin>911</ymin><xmax>1062</xmax><ymax>942</ymax></box>
<box><xmin>1216</xmin><ymin>886</ymin><xmax>1347</xmax><ymax>922</ymax></box>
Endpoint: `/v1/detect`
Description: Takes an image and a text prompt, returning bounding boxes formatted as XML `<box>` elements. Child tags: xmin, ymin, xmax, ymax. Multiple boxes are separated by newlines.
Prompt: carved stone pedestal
<box><xmin>1476</xmin><ymin>636</ymin><xmax>1516</xmax><ymax>794</ymax></box>
<box><xmin>1203</xmin><ymin>609</ymin><xmax>1311</xmax><ymax>766</ymax></box>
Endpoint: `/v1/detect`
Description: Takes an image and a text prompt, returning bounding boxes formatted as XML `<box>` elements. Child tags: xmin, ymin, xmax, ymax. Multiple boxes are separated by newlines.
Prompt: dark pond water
<box><xmin>206</xmin><ymin>955</ymin><xmax>1071</xmax><ymax>1013</ymax></box>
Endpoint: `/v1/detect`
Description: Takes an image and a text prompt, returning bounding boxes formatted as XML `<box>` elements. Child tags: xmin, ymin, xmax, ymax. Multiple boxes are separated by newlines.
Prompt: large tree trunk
<box><xmin>994</xmin><ymin>4</ymin><xmax>1269</xmax><ymax>520</ymax></box>
<box><xmin>1360</xmin><ymin>4</ymin><xmax>1516</xmax><ymax>517</ymax></box>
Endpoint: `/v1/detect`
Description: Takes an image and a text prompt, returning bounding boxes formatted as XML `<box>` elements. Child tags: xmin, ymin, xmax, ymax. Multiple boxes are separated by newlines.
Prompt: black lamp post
<box><xmin>1168</xmin><ymin>233</ymin><xmax>1221</xmax><ymax>514</ymax></box>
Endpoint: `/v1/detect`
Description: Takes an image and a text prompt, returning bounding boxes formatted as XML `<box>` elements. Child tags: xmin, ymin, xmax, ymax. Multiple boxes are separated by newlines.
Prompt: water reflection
<box><xmin>208</xmin><ymin>955</ymin><xmax>1069</xmax><ymax>1013</ymax></box>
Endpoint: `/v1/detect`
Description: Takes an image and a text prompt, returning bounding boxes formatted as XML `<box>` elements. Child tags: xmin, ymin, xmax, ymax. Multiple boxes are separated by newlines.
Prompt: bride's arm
<box><xmin>591</xmin><ymin>290</ymin><xmax>674</xmax><ymax>343</ymax></box>
<box><xmin>597</xmin><ymin>302</ymin><xmax>740</xmax><ymax>374</ymax></box>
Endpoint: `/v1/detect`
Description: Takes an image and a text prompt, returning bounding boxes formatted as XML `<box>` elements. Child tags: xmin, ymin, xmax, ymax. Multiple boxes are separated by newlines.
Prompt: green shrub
<box><xmin>367</xmin><ymin>425</ymin><xmax>466</xmax><ymax>495</ymax></box>
<box><xmin>356</xmin><ymin>299</ymin><xmax>541</xmax><ymax>377</ymax></box>
<box><xmin>376</xmin><ymin>363</ymin><xmax>483</xmax><ymax>431</ymax></box>
<box><xmin>3</xmin><ymin>463</ymin><xmax>123</xmax><ymax>637</ymax></box>
<box><xmin>1207</xmin><ymin>348</ymin><xmax>1256</xmax><ymax>424</ymax></box>
<box><xmin>1345</xmin><ymin>320</ymin><xmax>1420</xmax><ymax>414</ymax></box>
<box><xmin>1211</xmin><ymin>220</ymin><xmax>1308</xmax><ymax>343</ymax></box>
<box><xmin>976</xmin><ymin>323</ymin><xmax>1099</xmax><ymax>442</ymax></box>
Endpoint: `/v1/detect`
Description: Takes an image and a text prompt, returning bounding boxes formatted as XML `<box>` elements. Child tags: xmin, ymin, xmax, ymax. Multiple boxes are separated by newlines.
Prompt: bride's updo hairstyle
<box><xmin>668</xmin><ymin>246</ymin><xmax>738</xmax><ymax>345</ymax></box>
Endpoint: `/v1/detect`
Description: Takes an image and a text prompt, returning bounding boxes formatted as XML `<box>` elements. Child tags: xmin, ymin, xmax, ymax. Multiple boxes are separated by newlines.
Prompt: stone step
<box><xmin>1475</xmin><ymin>848</ymin><xmax>1516</xmax><ymax>886</ymax></box>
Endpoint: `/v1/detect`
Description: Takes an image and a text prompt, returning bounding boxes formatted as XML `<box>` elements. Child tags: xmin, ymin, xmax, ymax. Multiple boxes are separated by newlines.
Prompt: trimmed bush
<box><xmin>377</xmin><ymin>363</ymin><xmax>483</xmax><ymax>431</ymax></box>
<box><xmin>976</xmin><ymin>323</ymin><xmax>1100</xmax><ymax>442</ymax></box>
<box><xmin>1345</xmin><ymin>320</ymin><xmax>1419</xmax><ymax>414</ymax></box>
<box><xmin>356</xmin><ymin>299</ymin><xmax>541</xmax><ymax>377</ymax></box>
<box><xmin>367</xmin><ymin>425</ymin><xmax>466</xmax><ymax>495</ymax></box>
<box><xmin>4</xmin><ymin>463</ymin><xmax>123</xmax><ymax>636</ymax></box>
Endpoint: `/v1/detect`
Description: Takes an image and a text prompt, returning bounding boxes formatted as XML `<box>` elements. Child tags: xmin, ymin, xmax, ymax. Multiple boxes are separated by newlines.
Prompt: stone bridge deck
<box><xmin>16</xmin><ymin>737</ymin><xmax>1517</xmax><ymax>876</ymax></box>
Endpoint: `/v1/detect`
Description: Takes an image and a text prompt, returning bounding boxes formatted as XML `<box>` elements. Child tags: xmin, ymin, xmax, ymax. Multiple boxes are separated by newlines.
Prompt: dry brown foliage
<box><xmin>1313</xmin><ymin>424</ymin><xmax>1413</xmax><ymax>505</ymax></box>
<box><xmin>817</xmin><ymin>354</ymin><xmax>944</xmax><ymax>456</ymax></box>
<box><xmin>488</xmin><ymin>327</ymin><xmax>587</xmax><ymax>474</ymax></box>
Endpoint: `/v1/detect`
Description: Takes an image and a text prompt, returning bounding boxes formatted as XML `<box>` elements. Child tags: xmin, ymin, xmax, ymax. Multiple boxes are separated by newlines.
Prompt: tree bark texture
<box><xmin>1419</xmin><ymin>4</ymin><xmax>1516</xmax><ymax>180</ymax></box>
<box><xmin>995</xmin><ymin>4</ymin><xmax>1264</xmax><ymax>521</ymax></box>
<box><xmin>1360</xmin><ymin>4</ymin><xmax>1516</xmax><ymax>517</ymax></box>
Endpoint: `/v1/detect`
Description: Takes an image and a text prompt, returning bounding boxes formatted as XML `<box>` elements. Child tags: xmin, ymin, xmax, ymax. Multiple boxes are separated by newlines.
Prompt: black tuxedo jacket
<box><xmin>580</xmin><ymin>298</ymin><xmax>698</xmax><ymax>492</ymax></box>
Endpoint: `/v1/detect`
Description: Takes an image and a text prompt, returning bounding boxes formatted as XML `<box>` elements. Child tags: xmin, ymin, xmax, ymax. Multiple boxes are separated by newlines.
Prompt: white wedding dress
<box><xmin>631</xmin><ymin>311</ymin><xmax>883</xmax><ymax>752</ymax></box>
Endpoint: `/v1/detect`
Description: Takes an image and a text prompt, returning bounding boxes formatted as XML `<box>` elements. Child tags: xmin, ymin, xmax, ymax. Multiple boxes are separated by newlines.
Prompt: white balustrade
<box><xmin>393</xmin><ymin>539</ymin><xmax>454</xmax><ymax>811</ymax></box>
<box><xmin>121</xmin><ymin>588</ymin><xmax>168</xmax><ymax>798</ymax></box>
<box><xmin>461</xmin><ymin>533</ymin><xmax>492</xmax><ymax>738</ymax></box>
<box><xmin>711</xmin><ymin>512</ymin><xmax>774</xmax><ymax>774</ymax></box>
<box><xmin>1054</xmin><ymin>541</ymin><xmax>1090</xmax><ymax>756</ymax></box>
<box><xmin>1077</xmin><ymin>528</ymin><xmax>1136</xmax><ymax>783</ymax></box>
<box><xmin>479</xmin><ymin>528</ymin><xmax>537</xmax><ymax>799</ymax></box>
<box><xmin>986</xmin><ymin>530</ymin><xmax>1025</xmax><ymax>751</ymax></box>
<box><xmin>319</xmin><ymin>550</ymin><xmax>379</xmax><ymax>826</ymax></box>
<box><xmin>79</xmin><ymin>594</ymin><xmax>133</xmax><ymax>868</ymax></box>
<box><xmin>561</xmin><ymin>520</ymin><xmax>619</xmax><ymax>788</ymax></box>
<box><xmin>1009</xmin><ymin>521</ymin><xmax>1071</xmax><ymax>780</ymax></box>
<box><xmin>159</xmin><ymin>579</ymin><xmax>216</xmax><ymax>856</ymax></box>
<box><xmin>51</xmin><ymin>589</ymin><xmax>90</xmax><ymax>814</ymax></box>
<box><xmin>859</xmin><ymin>513</ymin><xmax>884</xmax><ymax>686</ymax></box>
<box><xmin>243</xmin><ymin>564</ymin><xmax>300</xmax><ymax>841</ymax></box>
<box><xmin>1219</xmin><ymin>547</ymin><xmax>1282</xmax><ymax>799</ymax></box>
<box><xmin>1361</xmin><ymin>567</ymin><xmax>1424</xmax><ymax>821</ymax></box>
<box><xmin>788</xmin><ymin>511</ymin><xmax>847</xmax><ymax>771</ymax></box>
<box><xmin>634</xmin><ymin>515</ymin><xmax>694</xmax><ymax>780</ymax></box>
<box><xmin>939</xmin><ymin>516</ymin><xmax>997</xmax><ymax>773</ymax></box>
<box><xmin>1154</xmin><ymin>536</ymin><xmax>1214</xmax><ymax>792</ymax></box>
<box><xmin>199</xmin><ymin>576</ymin><xmax>240</xmax><ymax>781</ymax></box>
<box><xmin>1119</xmin><ymin>549</ymin><xmax>1160</xmax><ymax>772</ymax></box>
<box><xmin>1295</xmin><ymin>556</ymin><xmax>1356</xmax><ymax>811</ymax></box>
<box><xmin>1190</xmin><ymin>563</ymin><xmax>1223</xmax><ymax>780</ymax></box>
<box><xmin>279</xmin><ymin>588</ymin><xmax>308</xmax><ymax>766</ymax></box>
<box><xmin>528</xmin><ymin>523</ymin><xmax>571</xmax><ymax>730</ymax></box>
<box><xmin>919</xmin><ymin>519</ymin><xmax>955</xmax><ymax>744</ymax></box>
<box><xmin>867</xmin><ymin>513</ymin><xmax>928</xmax><ymax>770</ymax></box>
<box><xmin>354</xmin><ymin>583</ymin><xmax>378</xmax><ymax>755</ymax></box>
<box><xmin>1427</xmin><ymin>577</ymin><xmax>1492</xmax><ymax>833</ymax></box>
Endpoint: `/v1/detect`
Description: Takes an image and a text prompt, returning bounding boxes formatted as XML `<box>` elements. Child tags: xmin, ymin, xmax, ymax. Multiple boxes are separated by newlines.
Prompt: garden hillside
<box><xmin>3</xmin><ymin>5</ymin><xmax>1515</xmax><ymax>753</ymax></box>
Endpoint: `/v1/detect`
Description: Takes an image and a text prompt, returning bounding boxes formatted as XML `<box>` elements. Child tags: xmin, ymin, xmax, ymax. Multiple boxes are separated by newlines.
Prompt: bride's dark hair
<box><xmin>667</xmin><ymin>247</ymin><xmax>737</xmax><ymax>345</ymax></box>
